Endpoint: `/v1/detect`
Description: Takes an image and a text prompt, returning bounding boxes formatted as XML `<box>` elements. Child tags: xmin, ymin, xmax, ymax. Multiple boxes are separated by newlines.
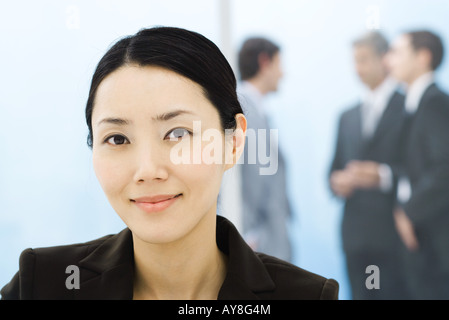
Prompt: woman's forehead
<box><xmin>92</xmin><ymin>65</ymin><xmax>220</xmax><ymax>124</ymax></box>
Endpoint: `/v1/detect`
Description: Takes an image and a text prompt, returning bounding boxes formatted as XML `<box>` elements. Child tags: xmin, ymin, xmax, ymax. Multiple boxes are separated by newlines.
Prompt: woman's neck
<box><xmin>132</xmin><ymin>212</ymin><xmax>227</xmax><ymax>300</ymax></box>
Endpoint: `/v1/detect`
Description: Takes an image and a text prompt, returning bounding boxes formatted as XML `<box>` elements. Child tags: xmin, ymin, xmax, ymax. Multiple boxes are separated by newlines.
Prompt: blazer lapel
<box><xmin>352</xmin><ymin>105</ymin><xmax>366</xmax><ymax>159</ymax></box>
<box><xmin>74</xmin><ymin>228</ymin><xmax>134</xmax><ymax>300</ymax></box>
<box><xmin>72</xmin><ymin>217</ymin><xmax>276</xmax><ymax>300</ymax></box>
<box><xmin>367</xmin><ymin>91</ymin><xmax>402</xmax><ymax>148</ymax></box>
<box><xmin>415</xmin><ymin>83</ymin><xmax>437</xmax><ymax>116</ymax></box>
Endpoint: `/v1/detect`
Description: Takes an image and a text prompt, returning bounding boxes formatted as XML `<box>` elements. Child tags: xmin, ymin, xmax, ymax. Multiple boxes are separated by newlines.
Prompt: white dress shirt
<box><xmin>404</xmin><ymin>71</ymin><xmax>435</xmax><ymax>114</ymax></box>
<box><xmin>360</xmin><ymin>77</ymin><xmax>399</xmax><ymax>192</ymax></box>
<box><xmin>361</xmin><ymin>76</ymin><xmax>399</xmax><ymax>139</ymax></box>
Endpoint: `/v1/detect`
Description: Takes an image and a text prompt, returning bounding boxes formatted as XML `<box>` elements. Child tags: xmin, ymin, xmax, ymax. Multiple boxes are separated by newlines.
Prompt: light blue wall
<box><xmin>1</xmin><ymin>0</ymin><xmax>448</xmax><ymax>300</ymax></box>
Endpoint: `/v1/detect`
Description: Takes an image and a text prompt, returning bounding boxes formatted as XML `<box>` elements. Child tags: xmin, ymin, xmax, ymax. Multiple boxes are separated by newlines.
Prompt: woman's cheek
<box><xmin>93</xmin><ymin>152</ymin><xmax>130</xmax><ymax>200</ymax></box>
<box><xmin>179</xmin><ymin>162</ymin><xmax>223</xmax><ymax>204</ymax></box>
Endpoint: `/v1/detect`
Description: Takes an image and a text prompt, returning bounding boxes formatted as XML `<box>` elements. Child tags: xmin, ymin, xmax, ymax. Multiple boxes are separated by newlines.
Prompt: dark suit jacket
<box><xmin>329</xmin><ymin>91</ymin><xmax>406</xmax><ymax>253</ymax></box>
<box><xmin>1</xmin><ymin>216</ymin><xmax>338</xmax><ymax>300</ymax></box>
<box><xmin>399</xmin><ymin>83</ymin><xmax>449</xmax><ymax>272</ymax></box>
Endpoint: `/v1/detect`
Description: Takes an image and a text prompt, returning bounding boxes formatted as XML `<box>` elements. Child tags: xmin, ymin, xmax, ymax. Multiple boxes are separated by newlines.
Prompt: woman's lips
<box><xmin>131</xmin><ymin>194</ymin><xmax>182</xmax><ymax>213</ymax></box>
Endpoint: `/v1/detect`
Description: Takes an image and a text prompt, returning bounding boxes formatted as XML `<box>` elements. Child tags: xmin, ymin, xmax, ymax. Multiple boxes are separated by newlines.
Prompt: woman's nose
<box><xmin>133</xmin><ymin>145</ymin><xmax>169</xmax><ymax>183</ymax></box>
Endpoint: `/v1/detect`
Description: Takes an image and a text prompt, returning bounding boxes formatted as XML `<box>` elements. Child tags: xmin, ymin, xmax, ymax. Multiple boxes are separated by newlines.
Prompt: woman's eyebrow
<box><xmin>96</xmin><ymin>110</ymin><xmax>195</xmax><ymax>127</ymax></box>
<box><xmin>97</xmin><ymin>117</ymin><xmax>131</xmax><ymax>126</ymax></box>
<box><xmin>153</xmin><ymin>109</ymin><xmax>195</xmax><ymax>122</ymax></box>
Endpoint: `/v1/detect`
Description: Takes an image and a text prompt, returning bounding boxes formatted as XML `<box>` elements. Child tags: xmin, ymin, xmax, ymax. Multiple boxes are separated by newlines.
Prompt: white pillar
<box><xmin>219</xmin><ymin>0</ymin><xmax>235</xmax><ymax>70</ymax></box>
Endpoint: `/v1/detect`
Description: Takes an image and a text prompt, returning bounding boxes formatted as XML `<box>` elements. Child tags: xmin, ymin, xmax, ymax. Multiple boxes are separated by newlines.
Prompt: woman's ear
<box><xmin>224</xmin><ymin>113</ymin><xmax>247</xmax><ymax>171</ymax></box>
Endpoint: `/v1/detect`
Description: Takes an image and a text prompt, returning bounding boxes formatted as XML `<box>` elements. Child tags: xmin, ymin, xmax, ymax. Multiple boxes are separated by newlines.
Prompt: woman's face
<box><xmin>91</xmin><ymin>65</ymin><xmax>244</xmax><ymax>245</ymax></box>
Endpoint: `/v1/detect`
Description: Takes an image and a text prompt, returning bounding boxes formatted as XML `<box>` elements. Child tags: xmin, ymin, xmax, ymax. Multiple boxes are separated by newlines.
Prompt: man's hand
<box><xmin>394</xmin><ymin>207</ymin><xmax>419</xmax><ymax>251</ymax></box>
<box><xmin>330</xmin><ymin>160</ymin><xmax>384</xmax><ymax>198</ymax></box>
<box><xmin>330</xmin><ymin>170</ymin><xmax>356</xmax><ymax>199</ymax></box>
<box><xmin>346</xmin><ymin>160</ymin><xmax>381</xmax><ymax>189</ymax></box>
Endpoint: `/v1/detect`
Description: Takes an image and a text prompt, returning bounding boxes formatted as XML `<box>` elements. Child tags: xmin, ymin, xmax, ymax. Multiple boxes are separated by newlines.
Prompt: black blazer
<box><xmin>1</xmin><ymin>216</ymin><xmax>338</xmax><ymax>300</ymax></box>
<box><xmin>399</xmin><ymin>83</ymin><xmax>449</xmax><ymax>271</ymax></box>
<box><xmin>400</xmin><ymin>84</ymin><xmax>449</xmax><ymax>223</ymax></box>
<box><xmin>329</xmin><ymin>91</ymin><xmax>406</xmax><ymax>253</ymax></box>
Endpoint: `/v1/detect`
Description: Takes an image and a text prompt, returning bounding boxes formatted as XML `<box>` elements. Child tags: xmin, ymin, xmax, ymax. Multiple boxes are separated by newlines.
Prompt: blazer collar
<box><xmin>75</xmin><ymin>228</ymin><xmax>134</xmax><ymax>299</ymax></box>
<box><xmin>216</xmin><ymin>215</ymin><xmax>275</xmax><ymax>299</ymax></box>
<box><xmin>73</xmin><ymin>216</ymin><xmax>275</xmax><ymax>300</ymax></box>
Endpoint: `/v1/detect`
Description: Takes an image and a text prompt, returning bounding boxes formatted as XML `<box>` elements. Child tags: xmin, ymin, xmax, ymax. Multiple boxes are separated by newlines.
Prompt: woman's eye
<box><xmin>165</xmin><ymin>128</ymin><xmax>191</xmax><ymax>141</ymax></box>
<box><xmin>105</xmin><ymin>135</ymin><xmax>129</xmax><ymax>145</ymax></box>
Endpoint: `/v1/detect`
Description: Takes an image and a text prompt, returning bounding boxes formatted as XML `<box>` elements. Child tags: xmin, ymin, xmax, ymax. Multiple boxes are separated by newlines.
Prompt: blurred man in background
<box><xmin>389</xmin><ymin>30</ymin><xmax>449</xmax><ymax>299</ymax></box>
<box><xmin>219</xmin><ymin>37</ymin><xmax>293</xmax><ymax>262</ymax></box>
<box><xmin>329</xmin><ymin>31</ymin><xmax>409</xmax><ymax>299</ymax></box>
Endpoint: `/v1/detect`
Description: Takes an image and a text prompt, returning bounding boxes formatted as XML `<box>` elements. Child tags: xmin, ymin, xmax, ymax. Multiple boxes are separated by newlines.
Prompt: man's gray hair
<box><xmin>353</xmin><ymin>31</ymin><xmax>389</xmax><ymax>56</ymax></box>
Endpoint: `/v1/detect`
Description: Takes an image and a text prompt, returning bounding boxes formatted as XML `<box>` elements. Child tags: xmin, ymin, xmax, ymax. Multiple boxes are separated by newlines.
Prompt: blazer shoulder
<box><xmin>256</xmin><ymin>253</ymin><xmax>339</xmax><ymax>300</ymax></box>
<box><xmin>1</xmin><ymin>233</ymin><xmax>116</xmax><ymax>300</ymax></box>
<box><xmin>26</xmin><ymin>233</ymin><xmax>115</xmax><ymax>268</ymax></box>
<box><xmin>424</xmin><ymin>87</ymin><xmax>449</xmax><ymax>111</ymax></box>
<box><xmin>336</xmin><ymin>104</ymin><xmax>361</xmax><ymax>131</ymax></box>
<box><xmin>340</xmin><ymin>104</ymin><xmax>361</xmax><ymax>119</ymax></box>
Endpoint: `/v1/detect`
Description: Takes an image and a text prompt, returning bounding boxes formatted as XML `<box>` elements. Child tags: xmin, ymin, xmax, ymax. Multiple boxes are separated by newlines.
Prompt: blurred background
<box><xmin>1</xmin><ymin>0</ymin><xmax>448</xmax><ymax>300</ymax></box>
